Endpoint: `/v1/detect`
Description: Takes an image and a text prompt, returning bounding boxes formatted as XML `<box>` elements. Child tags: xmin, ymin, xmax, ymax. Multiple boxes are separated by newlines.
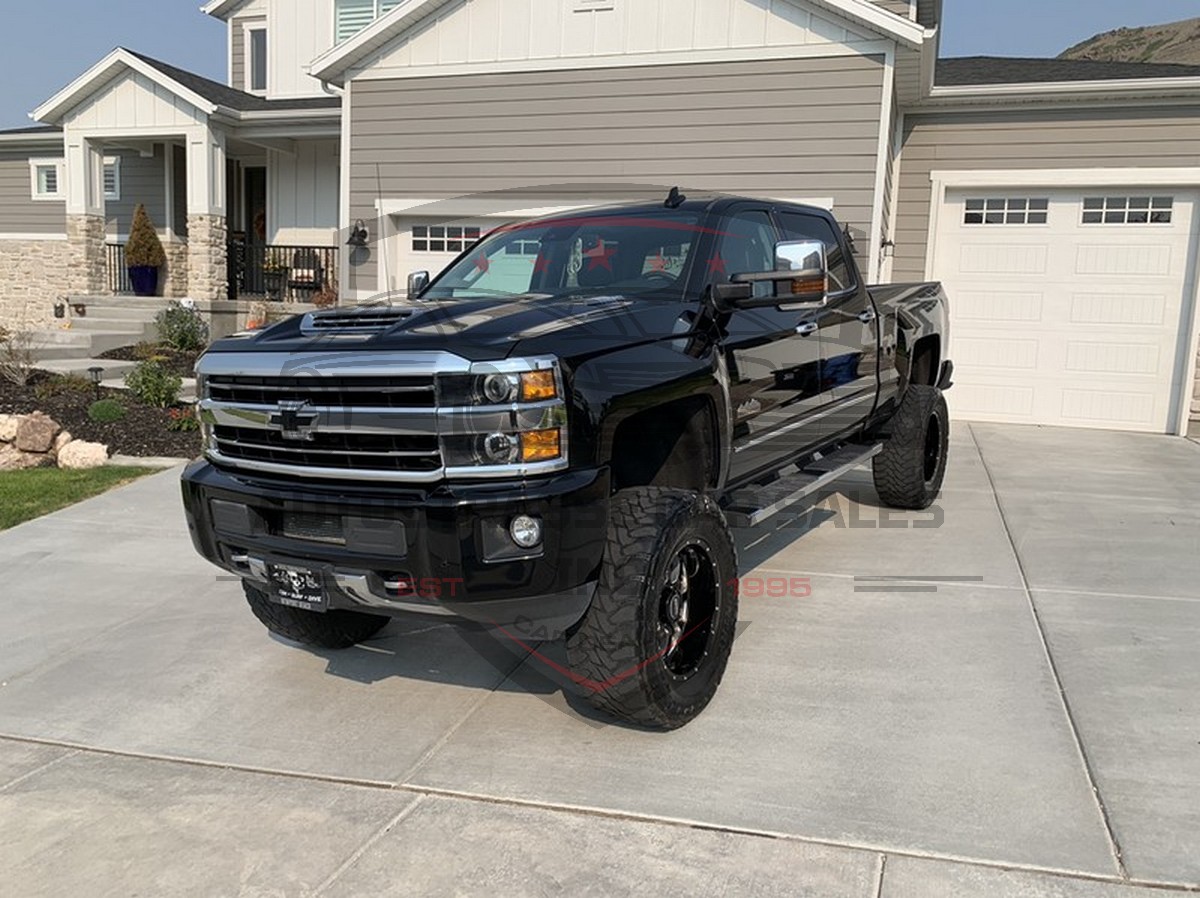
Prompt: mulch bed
<box><xmin>0</xmin><ymin>371</ymin><xmax>200</xmax><ymax>458</ymax></box>
<box><xmin>97</xmin><ymin>345</ymin><xmax>203</xmax><ymax>379</ymax></box>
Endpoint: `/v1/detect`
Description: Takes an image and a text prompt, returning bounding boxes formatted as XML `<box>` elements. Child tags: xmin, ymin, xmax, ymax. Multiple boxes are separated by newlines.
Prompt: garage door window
<box><xmin>963</xmin><ymin>198</ymin><xmax>1048</xmax><ymax>226</ymax></box>
<box><xmin>412</xmin><ymin>225</ymin><xmax>482</xmax><ymax>254</ymax></box>
<box><xmin>1081</xmin><ymin>196</ymin><xmax>1173</xmax><ymax>225</ymax></box>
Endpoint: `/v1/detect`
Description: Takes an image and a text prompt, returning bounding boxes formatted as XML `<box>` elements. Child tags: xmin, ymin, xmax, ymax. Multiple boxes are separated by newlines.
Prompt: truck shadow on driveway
<box><xmin>279</xmin><ymin>490</ymin><xmax>888</xmax><ymax>729</ymax></box>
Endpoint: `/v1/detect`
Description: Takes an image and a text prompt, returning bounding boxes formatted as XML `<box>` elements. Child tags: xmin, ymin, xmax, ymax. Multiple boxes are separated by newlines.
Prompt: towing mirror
<box><xmin>723</xmin><ymin>240</ymin><xmax>829</xmax><ymax>310</ymax></box>
<box><xmin>407</xmin><ymin>270</ymin><xmax>430</xmax><ymax>298</ymax></box>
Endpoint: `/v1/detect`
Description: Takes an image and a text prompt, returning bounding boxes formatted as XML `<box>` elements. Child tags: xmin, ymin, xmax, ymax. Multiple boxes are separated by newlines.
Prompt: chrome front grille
<box><xmin>196</xmin><ymin>350</ymin><xmax>568</xmax><ymax>484</ymax></box>
<box><xmin>207</xmin><ymin>375</ymin><xmax>436</xmax><ymax>409</ymax></box>
<box><xmin>212</xmin><ymin>426</ymin><xmax>441</xmax><ymax>474</ymax></box>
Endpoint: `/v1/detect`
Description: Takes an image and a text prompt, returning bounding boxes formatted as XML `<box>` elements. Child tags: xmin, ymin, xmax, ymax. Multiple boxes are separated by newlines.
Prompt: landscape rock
<box><xmin>14</xmin><ymin>412</ymin><xmax>61</xmax><ymax>454</ymax></box>
<box><xmin>0</xmin><ymin>444</ymin><xmax>54</xmax><ymax>471</ymax></box>
<box><xmin>56</xmin><ymin>440</ymin><xmax>109</xmax><ymax>470</ymax></box>
<box><xmin>0</xmin><ymin>414</ymin><xmax>17</xmax><ymax>443</ymax></box>
<box><xmin>53</xmin><ymin>431</ymin><xmax>73</xmax><ymax>454</ymax></box>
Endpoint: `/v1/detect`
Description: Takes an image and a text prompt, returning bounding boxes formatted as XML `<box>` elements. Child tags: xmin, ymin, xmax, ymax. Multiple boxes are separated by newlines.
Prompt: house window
<box><xmin>248</xmin><ymin>27</ymin><xmax>268</xmax><ymax>93</ymax></box>
<box><xmin>103</xmin><ymin>158</ymin><xmax>120</xmax><ymax>202</ymax></box>
<box><xmin>412</xmin><ymin>225</ymin><xmax>482</xmax><ymax>254</ymax></box>
<box><xmin>30</xmin><ymin>158</ymin><xmax>64</xmax><ymax>200</ymax></box>
<box><xmin>1082</xmin><ymin>196</ymin><xmax>1173</xmax><ymax>225</ymax></box>
<box><xmin>964</xmin><ymin>198</ymin><xmax>1049</xmax><ymax>226</ymax></box>
<box><xmin>336</xmin><ymin>0</ymin><xmax>402</xmax><ymax>43</ymax></box>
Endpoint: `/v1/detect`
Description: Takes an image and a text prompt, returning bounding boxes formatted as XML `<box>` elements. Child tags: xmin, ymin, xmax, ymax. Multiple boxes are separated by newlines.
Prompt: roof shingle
<box><xmin>938</xmin><ymin>56</ymin><xmax>1200</xmax><ymax>86</ymax></box>
<box><xmin>127</xmin><ymin>51</ymin><xmax>341</xmax><ymax>113</ymax></box>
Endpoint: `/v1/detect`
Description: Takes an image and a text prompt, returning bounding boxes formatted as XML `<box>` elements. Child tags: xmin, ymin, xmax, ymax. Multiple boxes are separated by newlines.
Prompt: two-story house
<box><xmin>2</xmin><ymin>0</ymin><xmax>1200</xmax><ymax>436</ymax></box>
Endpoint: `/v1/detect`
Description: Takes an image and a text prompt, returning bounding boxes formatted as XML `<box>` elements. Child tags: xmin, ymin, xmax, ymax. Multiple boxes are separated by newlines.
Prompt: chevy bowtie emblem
<box><xmin>269</xmin><ymin>400</ymin><xmax>319</xmax><ymax>441</ymax></box>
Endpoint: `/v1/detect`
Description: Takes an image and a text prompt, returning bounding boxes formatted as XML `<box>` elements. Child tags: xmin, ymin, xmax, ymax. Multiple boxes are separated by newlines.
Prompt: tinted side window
<box><xmin>776</xmin><ymin>212</ymin><xmax>854</xmax><ymax>293</ymax></box>
<box><xmin>715</xmin><ymin>210</ymin><xmax>776</xmax><ymax>298</ymax></box>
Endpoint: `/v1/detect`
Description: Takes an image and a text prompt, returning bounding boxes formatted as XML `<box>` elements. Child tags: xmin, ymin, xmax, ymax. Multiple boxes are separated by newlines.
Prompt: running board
<box><xmin>724</xmin><ymin>443</ymin><xmax>883</xmax><ymax>528</ymax></box>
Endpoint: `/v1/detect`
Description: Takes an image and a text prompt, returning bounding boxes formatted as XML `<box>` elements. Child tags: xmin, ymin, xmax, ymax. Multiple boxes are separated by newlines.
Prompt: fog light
<box><xmin>510</xmin><ymin>515</ymin><xmax>543</xmax><ymax>549</ymax></box>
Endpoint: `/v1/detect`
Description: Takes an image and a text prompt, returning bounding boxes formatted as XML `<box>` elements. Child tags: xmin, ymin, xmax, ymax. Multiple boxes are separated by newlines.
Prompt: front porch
<box><xmin>31</xmin><ymin>49</ymin><xmax>342</xmax><ymax>307</ymax></box>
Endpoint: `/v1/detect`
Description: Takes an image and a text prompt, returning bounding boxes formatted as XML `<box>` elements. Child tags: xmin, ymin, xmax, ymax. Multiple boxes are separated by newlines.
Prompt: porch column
<box><xmin>63</xmin><ymin>135</ymin><xmax>107</xmax><ymax>295</ymax></box>
<box><xmin>185</xmin><ymin>126</ymin><xmax>228</xmax><ymax>300</ymax></box>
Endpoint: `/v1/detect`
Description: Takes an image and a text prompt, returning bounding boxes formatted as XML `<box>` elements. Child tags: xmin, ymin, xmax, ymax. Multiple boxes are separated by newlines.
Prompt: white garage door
<box><xmin>932</xmin><ymin>188</ymin><xmax>1198</xmax><ymax>433</ymax></box>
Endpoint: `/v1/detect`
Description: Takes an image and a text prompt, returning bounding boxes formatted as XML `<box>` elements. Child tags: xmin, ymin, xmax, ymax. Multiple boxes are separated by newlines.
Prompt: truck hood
<box><xmin>208</xmin><ymin>295</ymin><xmax>694</xmax><ymax>363</ymax></box>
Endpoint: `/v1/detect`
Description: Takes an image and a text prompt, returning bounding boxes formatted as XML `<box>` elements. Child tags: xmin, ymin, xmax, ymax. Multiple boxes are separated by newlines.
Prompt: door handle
<box><xmin>857</xmin><ymin>309</ymin><xmax>877</xmax><ymax>324</ymax></box>
<box><xmin>795</xmin><ymin>322</ymin><xmax>818</xmax><ymax>337</ymax></box>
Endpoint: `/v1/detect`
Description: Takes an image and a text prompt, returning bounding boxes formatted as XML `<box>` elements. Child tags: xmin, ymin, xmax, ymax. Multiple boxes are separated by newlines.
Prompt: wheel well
<box><xmin>910</xmin><ymin>335</ymin><xmax>941</xmax><ymax>387</ymax></box>
<box><xmin>609</xmin><ymin>397</ymin><xmax>717</xmax><ymax>493</ymax></box>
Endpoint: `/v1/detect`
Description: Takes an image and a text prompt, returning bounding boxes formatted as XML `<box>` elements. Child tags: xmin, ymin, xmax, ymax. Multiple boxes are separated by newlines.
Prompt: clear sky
<box><xmin>1</xmin><ymin>1</ymin><xmax>1199</xmax><ymax>130</ymax></box>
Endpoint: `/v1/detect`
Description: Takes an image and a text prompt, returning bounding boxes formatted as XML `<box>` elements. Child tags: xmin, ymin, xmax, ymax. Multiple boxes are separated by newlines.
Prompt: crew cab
<box><xmin>182</xmin><ymin>192</ymin><xmax>953</xmax><ymax>729</ymax></box>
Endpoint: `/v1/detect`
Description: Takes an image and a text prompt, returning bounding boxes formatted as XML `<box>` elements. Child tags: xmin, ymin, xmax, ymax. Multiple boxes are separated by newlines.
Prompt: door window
<box><xmin>776</xmin><ymin>211</ymin><xmax>854</xmax><ymax>293</ymax></box>
<box><xmin>714</xmin><ymin>210</ymin><xmax>776</xmax><ymax>298</ymax></box>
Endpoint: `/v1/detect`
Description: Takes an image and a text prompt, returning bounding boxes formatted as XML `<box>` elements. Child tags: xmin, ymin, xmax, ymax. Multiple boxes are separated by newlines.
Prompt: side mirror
<box><xmin>407</xmin><ymin>270</ymin><xmax>430</xmax><ymax>298</ymax></box>
<box><xmin>722</xmin><ymin>240</ymin><xmax>829</xmax><ymax>310</ymax></box>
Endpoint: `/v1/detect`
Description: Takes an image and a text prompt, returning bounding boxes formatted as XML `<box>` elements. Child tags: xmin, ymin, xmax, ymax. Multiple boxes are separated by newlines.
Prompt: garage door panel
<box><xmin>1075</xmin><ymin>243</ymin><xmax>1173</xmax><ymax>277</ymax></box>
<box><xmin>1069</xmin><ymin>292</ymin><xmax>1168</xmax><ymax>327</ymax></box>
<box><xmin>935</xmin><ymin>187</ymin><xmax>1196</xmax><ymax>433</ymax></box>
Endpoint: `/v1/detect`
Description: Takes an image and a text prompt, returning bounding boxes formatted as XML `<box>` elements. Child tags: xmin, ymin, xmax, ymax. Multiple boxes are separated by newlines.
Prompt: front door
<box><xmin>776</xmin><ymin>210</ymin><xmax>880</xmax><ymax>440</ymax></box>
<box><xmin>716</xmin><ymin>206</ymin><xmax>832</xmax><ymax>484</ymax></box>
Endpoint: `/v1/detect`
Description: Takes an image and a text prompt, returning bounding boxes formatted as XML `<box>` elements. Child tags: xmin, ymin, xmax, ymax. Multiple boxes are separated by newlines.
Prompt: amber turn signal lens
<box><xmin>790</xmin><ymin>274</ymin><xmax>828</xmax><ymax>297</ymax></box>
<box><xmin>521</xmin><ymin>429</ymin><xmax>561</xmax><ymax>462</ymax></box>
<box><xmin>520</xmin><ymin>370</ymin><xmax>558</xmax><ymax>402</ymax></box>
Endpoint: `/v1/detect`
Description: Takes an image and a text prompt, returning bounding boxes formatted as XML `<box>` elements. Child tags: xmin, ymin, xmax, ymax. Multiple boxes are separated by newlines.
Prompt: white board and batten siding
<box><xmin>351</xmin><ymin>0</ymin><xmax>880</xmax><ymax>78</ymax></box>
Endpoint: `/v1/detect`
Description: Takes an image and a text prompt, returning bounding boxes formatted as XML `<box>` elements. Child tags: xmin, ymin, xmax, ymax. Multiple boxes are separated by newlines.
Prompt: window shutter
<box><xmin>103</xmin><ymin>162</ymin><xmax>118</xmax><ymax>198</ymax></box>
<box><xmin>380</xmin><ymin>0</ymin><xmax>402</xmax><ymax>12</ymax></box>
<box><xmin>336</xmin><ymin>0</ymin><xmax>376</xmax><ymax>42</ymax></box>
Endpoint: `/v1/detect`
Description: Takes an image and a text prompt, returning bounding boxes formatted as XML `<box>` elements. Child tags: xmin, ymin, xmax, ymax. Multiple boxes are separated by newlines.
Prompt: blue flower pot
<box><xmin>128</xmin><ymin>265</ymin><xmax>159</xmax><ymax>297</ymax></box>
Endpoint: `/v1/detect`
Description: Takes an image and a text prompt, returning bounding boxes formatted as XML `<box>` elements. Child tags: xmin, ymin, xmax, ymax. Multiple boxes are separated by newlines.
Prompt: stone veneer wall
<box><xmin>186</xmin><ymin>215</ymin><xmax>227</xmax><ymax>301</ymax></box>
<box><xmin>66</xmin><ymin>215</ymin><xmax>107</xmax><ymax>297</ymax></box>
<box><xmin>162</xmin><ymin>241</ymin><xmax>189</xmax><ymax>298</ymax></box>
<box><xmin>0</xmin><ymin>240</ymin><xmax>74</xmax><ymax>330</ymax></box>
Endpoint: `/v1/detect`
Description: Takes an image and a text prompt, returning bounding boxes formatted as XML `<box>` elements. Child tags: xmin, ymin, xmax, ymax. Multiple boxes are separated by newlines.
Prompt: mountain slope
<box><xmin>1060</xmin><ymin>17</ymin><xmax>1200</xmax><ymax>65</ymax></box>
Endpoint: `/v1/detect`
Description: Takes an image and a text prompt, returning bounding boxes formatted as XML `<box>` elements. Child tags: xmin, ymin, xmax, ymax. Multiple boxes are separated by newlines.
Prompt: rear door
<box><xmin>776</xmin><ymin>209</ymin><xmax>880</xmax><ymax>440</ymax></box>
<box><xmin>715</xmin><ymin>205</ymin><xmax>833</xmax><ymax>482</ymax></box>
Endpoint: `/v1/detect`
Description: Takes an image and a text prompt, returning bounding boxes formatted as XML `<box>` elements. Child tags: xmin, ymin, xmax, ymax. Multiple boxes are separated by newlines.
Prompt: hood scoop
<box><xmin>300</xmin><ymin>306</ymin><xmax>416</xmax><ymax>335</ymax></box>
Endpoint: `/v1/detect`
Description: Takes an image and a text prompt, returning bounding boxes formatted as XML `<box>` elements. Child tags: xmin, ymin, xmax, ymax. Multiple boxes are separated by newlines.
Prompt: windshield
<box><xmin>421</xmin><ymin>211</ymin><xmax>705</xmax><ymax>301</ymax></box>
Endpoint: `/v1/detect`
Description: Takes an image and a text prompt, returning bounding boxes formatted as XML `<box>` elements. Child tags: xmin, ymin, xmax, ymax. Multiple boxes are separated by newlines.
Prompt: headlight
<box><xmin>438</xmin><ymin>358</ymin><xmax>568</xmax><ymax>477</ymax></box>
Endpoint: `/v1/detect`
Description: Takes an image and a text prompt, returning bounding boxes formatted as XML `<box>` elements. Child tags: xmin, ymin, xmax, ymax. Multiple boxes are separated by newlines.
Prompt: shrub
<box><xmin>34</xmin><ymin>374</ymin><xmax>93</xmax><ymax>401</ymax></box>
<box><xmin>88</xmin><ymin>398</ymin><xmax>126</xmax><ymax>423</ymax></box>
<box><xmin>0</xmin><ymin>330</ymin><xmax>38</xmax><ymax>386</ymax></box>
<box><xmin>167</xmin><ymin>406</ymin><xmax>200</xmax><ymax>432</ymax></box>
<box><xmin>155</xmin><ymin>302</ymin><xmax>209</xmax><ymax>352</ymax></box>
<box><xmin>125</xmin><ymin>360</ymin><xmax>182</xmax><ymax>408</ymax></box>
<box><xmin>125</xmin><ymin>204</ymin><xmax>166</xmax><ymax>268</ymax></box>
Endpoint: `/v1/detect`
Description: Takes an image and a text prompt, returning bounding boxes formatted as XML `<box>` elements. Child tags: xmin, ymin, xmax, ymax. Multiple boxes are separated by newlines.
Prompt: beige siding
<box><xmin>893</xmin><ymin>106</ymin><xmax>1200</xmax><ymax>282</ymax></box>
<box><xmin>107</xmin><ymin>147</ymin><xmax>167</xmax><ymax>237</ymax></box>
<box><xmin>0</xmin><ymin>150</ymin><xmax>65</xmax><ymax>234</ymax></box>
<box><xmin>348</xmin><ymin>55</ymin><xmax>886</xmax><ymax>291</ymax></box>
<box><xmin>869</xmin><ymin>0</ymin><xmax>912</xmax><ymax>16</ymax></box>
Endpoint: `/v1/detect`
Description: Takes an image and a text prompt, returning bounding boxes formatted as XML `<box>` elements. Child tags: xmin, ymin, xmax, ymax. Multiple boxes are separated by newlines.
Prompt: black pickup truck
<box><xmin>182</xmin><ymin>192</ymin><xmax>952</xmax><ymax>729</ymax></box>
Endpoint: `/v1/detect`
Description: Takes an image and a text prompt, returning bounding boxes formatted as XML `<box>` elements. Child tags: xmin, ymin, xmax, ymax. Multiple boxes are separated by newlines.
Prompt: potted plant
<box><xmin>125</xmin><ymin>204</ymin><xmax>167</xmax><ymax>297</ymax></box>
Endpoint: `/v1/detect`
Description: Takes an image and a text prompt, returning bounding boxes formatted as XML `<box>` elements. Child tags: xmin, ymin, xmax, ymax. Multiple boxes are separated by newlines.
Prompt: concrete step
<box><xmin>70</xmin><ymin>317</ymin><xmax>158</xmax><ymax>339</ymax></box>
<box><xmin>68</xmin><ymin>296</ymin><xmax>174</xmax><ymax>311</ymax></box>
<box><xmin>38</xmin><ymin>357</ymin><xmax>139</xmax><ymax>380</ymax></box>
<box><xmin>29</xmin><ymin>329</ymin><xmax>147</xmax><ymax>360</ymax></box>
<box><xmin>72</xmin><ymin>306</ymin><xmax>162</xmax><ymax>321</ymax></box>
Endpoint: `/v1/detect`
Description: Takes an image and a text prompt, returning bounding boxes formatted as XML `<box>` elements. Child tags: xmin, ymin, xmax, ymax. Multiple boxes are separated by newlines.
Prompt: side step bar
<box><xmin>724</xmin><ymin>443</ymin><xmax>883</xmax><ymax>528</ymax></box>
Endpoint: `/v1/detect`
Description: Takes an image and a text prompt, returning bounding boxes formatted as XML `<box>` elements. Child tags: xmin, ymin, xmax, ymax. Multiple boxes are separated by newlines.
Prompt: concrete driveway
<box><xmin>1</xmin><ymin>423</ymin><xmax>1197</xmax><ymax>897</ymax></box>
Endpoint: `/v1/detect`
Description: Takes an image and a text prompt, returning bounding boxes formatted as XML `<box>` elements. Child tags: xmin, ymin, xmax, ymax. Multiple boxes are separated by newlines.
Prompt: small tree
<box><xmin>125</xmin><ymin>204</ymin><xmax>166</xmax><ymax>268</ymax></box>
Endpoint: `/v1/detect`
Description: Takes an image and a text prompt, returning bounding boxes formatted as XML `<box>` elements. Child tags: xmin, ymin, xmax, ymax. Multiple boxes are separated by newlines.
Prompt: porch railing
<box><xmin>228</xmin><ymin>241</ymin><xmax>338</xmax><ymax>302</ymax></box>
<box><xmin>105</xmin><ymin>243</ymin><xmax>133</xmax><ymax>294</ymax></box>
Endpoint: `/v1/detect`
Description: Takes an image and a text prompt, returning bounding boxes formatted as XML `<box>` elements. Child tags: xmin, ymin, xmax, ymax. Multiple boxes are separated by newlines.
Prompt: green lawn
<box><xmin>0</xmin><ymin>466</ymin><xmax>158</xmax><ymax>531</ymax></box>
